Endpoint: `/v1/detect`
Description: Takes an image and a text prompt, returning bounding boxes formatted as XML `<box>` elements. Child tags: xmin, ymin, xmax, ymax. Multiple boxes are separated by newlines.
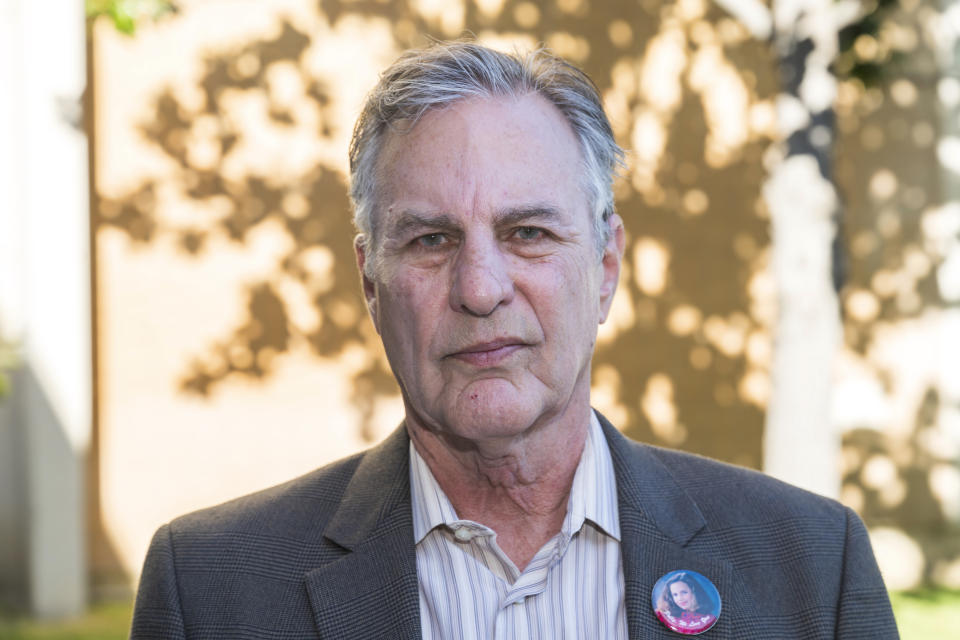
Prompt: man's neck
<box><xmin>407</xmin><ymin>406</ymin><xmax>591</xmax><ymax>571</ymax></box>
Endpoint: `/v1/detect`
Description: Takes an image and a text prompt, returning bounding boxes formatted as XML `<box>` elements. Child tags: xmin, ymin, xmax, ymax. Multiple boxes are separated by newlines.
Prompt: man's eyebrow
<box><xmin>386</xmin><ymin>210</ymin><xmax>460</xmax><ymax>237</ymax></box>
<box><xmin>495</xmin><ymin>205</ymin><xmax>563</xmax><ymax>226</ymax></box>
<box><xmin>384</xmin><ymin>205</ymin><xmax>563</xmax><ymax>238</ymax></box>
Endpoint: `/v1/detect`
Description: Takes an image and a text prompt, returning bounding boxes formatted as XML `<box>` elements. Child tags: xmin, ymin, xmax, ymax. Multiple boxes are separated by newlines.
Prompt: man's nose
<box><xmin>449</xmin><ymin>238</ymin><xmax>515</xmax><ymax>317</ymax></box>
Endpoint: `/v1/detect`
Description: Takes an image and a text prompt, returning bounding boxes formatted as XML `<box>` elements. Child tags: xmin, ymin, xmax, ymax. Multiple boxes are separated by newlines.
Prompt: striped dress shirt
<box><xmin>410</xmin><ymin>413</ymin><xmax>628</xmax><ymax>639</ymax></box>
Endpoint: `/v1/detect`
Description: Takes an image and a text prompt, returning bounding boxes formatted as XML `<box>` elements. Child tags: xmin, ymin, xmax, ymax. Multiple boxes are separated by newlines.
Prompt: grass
<box><xmin>890</xmin><ymin>588</ymin><xmax>960</xmax><ymax>639</ymax></box>
<box><xmin>0</xmin><ymin>602</ymin><xmax>131</xmax><ymax>640</ymax></box>
<box><xmin>0</xmin><ymin>590</ymin><xmax>956</xmax><ymax>638</ymax></box>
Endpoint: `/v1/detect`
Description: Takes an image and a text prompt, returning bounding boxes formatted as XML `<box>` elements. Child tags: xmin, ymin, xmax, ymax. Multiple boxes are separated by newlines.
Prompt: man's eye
<box><xmin>513</xmin><ymin>226</ymin><xmax>545</xmax><ymax>241</ymax></box>
<box><xmin>416</xmin><ymin>233</ymin><xmax>447</xmax><ymax>247</ymax></box>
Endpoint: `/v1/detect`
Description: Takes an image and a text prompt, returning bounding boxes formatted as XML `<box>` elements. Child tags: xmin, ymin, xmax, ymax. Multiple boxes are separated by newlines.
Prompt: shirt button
<box><xmin>454</xmin><ymin>528</ymin><xmax>474</xmax><ymax>542</ymax></box>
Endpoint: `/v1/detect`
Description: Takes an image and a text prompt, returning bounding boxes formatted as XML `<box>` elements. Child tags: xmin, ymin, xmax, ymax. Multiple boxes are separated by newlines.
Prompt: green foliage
<box><xmin>835</xmin><ymin>0</ymin><xmax>903</xmax><ymax>86</ymax></box>
<box><xmin>85</xmin><ymin>0</ymin><xmax>178</xmax><ymax>35</ymax></box>
<box><xmin>0</xmin><ymin>336</ymin><xmax>17</xmax><ymax>400</ymax></box>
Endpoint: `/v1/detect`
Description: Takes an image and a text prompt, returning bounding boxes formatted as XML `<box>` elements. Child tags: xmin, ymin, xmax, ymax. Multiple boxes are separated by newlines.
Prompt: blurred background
<box><xmin>1</xmin><ymin>0</ymin><xmax>959</xmax><ymax>635</ymax></box>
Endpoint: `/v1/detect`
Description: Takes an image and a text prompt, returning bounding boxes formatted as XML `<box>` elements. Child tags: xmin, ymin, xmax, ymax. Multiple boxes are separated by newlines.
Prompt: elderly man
<box><xmin>131</xmin><ymin>42</ymin><xmax>898</xmax><ymax>639</ymax></box>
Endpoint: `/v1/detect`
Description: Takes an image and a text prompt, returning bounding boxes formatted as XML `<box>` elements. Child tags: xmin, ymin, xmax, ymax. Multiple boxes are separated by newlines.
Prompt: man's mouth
<box><xmin>447</xmin><ymin>339</ymin><xmax>526</xmax><ymax>367</ymax></box>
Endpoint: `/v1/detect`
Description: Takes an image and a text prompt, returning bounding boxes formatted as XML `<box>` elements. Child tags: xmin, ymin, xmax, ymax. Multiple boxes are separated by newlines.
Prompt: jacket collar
<box><xmin>305</xmin><ymin>414</ymin><xmax>736</xmax><ymax>639</ymax></box>
<box><xmin>304</xmin><ymin>425</ymin><xmax>422</xmax><ymax>639</ymax></box>
<box><xmin>598</xmin><ymin>413</ymin><xmax>741</xmax><ymax>638</ymax></box>
<box><xmin>597</xmin><ymin>412</ymin><xmax>706</xmax><ymax>546</ymax></box>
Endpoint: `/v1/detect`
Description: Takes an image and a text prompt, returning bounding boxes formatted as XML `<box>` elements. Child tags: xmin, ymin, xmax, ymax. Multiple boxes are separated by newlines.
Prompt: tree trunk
<box><xmin>762</xmin><ymin>0</ymin><xmax>842</xmax><ymax>497</ymax></box>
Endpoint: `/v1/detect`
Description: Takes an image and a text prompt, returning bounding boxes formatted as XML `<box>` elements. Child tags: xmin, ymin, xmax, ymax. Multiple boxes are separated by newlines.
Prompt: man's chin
<box><xmin>448</xmin><ymin>417</ymin><xmax>534</xmax><ymax>444</ymax></box>
<box><xmin>441</xmin><ymin>387</ymin><xmax>553</xmax><ymax>442</ymax></box>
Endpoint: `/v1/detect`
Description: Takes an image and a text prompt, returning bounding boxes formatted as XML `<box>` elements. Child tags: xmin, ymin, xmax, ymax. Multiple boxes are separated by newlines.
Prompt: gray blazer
<box><xmin>131</xmin><ymin>413</ymin><xmax>898</xmax><ymax>639</ymax></box>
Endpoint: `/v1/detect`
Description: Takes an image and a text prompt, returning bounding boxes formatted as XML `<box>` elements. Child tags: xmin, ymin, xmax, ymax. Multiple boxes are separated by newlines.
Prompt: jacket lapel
<box><xmin>304</xmin><ymin>426</ymin><xmax>422</xmax><ymax>640</ymax></box>
<box><xmin>599</xmin><ymin>414</ymin><xmax>743</xmax><ymax>638</ymax></box>
<box><xmin>305</xmin><ymin>415</ymin><xmax>752</xmax><ymax>639</ymax></box>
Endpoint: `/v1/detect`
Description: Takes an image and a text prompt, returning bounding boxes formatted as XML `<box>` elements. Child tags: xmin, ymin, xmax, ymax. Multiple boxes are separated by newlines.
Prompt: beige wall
<box><xmin>92</xmin><ymin>0</ymin><xmax>780</xmax><ymax>591</ymax></box>
<box><xmin>91</xmin><ymin>0</ymin><xmax>404</xmax><ymax>589</ymax></box>
<box><xmin>89</xmin><ymin>0</ymin><xmax>960</xmax><ymax>595</ymax></box>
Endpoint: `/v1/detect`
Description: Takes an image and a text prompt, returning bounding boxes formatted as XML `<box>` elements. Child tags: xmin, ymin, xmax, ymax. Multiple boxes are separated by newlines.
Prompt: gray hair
<box><xmin>349</xmin><ymin>41</ymin><xmax>624</xmax><ymax>276</ymax></box>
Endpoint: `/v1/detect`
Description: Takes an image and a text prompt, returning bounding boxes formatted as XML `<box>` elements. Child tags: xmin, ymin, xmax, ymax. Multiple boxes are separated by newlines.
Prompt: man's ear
<box><xmin>598</xmin><ymin>213</ymin><xmax>625</xmax><ymax>324</ymax></box>
<box><xmin>355</xmin><ymin>235</ymin><xmax>381</xmax><ymax>334</ymax></box>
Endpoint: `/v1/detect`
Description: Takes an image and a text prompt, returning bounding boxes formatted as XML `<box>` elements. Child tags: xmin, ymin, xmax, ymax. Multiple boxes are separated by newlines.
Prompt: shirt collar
<box><xmin>409</xmin><ymin>411</ymin><xmax>621</xmax><ymax>544</ymax></box>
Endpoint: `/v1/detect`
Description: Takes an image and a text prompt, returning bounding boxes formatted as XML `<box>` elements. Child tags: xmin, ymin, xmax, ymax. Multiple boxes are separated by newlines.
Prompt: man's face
<box><xmin>357</xmin><ymin>94</ymin><xmax>623</xmax><ymax>443</ymax></box>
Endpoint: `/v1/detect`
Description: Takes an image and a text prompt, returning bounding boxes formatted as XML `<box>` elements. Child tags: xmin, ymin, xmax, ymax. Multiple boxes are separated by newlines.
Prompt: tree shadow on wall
<box><xmin>95</xmin><ymin>19</ymin><xmax>396</xmax><ymax>440</ymax></box>
<box><xmin>832</xmin><ymin>1</ymin><xmax>960</xmax><ymax>585</ymax></box>
<box><xmin>94</xmin><ymin>0</ymin><xmax>778</xmax><ymax>461</ymax></box>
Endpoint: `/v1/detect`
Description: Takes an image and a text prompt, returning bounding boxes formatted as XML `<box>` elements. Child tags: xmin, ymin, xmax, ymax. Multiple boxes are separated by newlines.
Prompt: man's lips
<box><xmin>446</xmin><ymin>339</ymin><xmax>526</xmax><ymax>366</ymax></box>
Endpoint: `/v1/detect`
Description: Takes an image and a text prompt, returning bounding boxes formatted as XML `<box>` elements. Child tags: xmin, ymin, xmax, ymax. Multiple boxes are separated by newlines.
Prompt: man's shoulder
<box><xmin>623</xmin><ymin>436</ymin><xmax>850</xmax><ymax>528</ymax></box>
<box><xmin>608</xmin><ymin>430</ymin><xmax>897</xmax><ymax>638</ymax></box>
<box><xmin>133</xmin><ymin>432</ymin><xmax>416</xmax><ymax>637</ymax></box>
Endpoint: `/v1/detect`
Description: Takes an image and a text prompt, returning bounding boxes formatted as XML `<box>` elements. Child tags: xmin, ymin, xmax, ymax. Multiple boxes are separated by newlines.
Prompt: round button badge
<box><xmin>652</xmin><ymin>569</ymin><xmax>721</xmax><ymax>635</ymax></box>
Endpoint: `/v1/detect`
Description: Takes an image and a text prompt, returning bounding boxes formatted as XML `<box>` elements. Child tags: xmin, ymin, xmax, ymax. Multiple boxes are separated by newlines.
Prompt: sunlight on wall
<box><xmin>666</xmin><ymin>304</ymin><xmax>701</xmax><ymax>337</ymax></box>
<box><xmin>641</xmin><ymin>373</ymin><xmax>686</xmax><ymax>446</ymax></box>
<box><xmin>590</xmin><ymin>364</ymin><xmax>628</xmax><ymax>428</ymax></box>
<box><xmin>620</xmin><ymin>4</ymin><xmax>771</xmax><ymax>202</ymax></box>
<box><xmin>872</xmin><ymin>527</ymin><xmax>925</xmax><ymax>590</ymax></box>
<box><xmin>640</xmin><ymin>26</ymin><xmax>686</xmax><ymax>114</ymax></box>
<box><xmin>633</xmin><ymin>237</ymin><xmax>670</xmax><ymax>296</ymax></box>
<box><xmin>411</xmin><ymin>0</ymin><xmax>465</xmax><ymax>37</ymax></box>
<box><xmin>924</xmin><ymin>203</ymin><xmax>960</xmax><ymax>301</ymax></box>
<box><xmin>475</xmin><ymin>31</ymin><xmax>538</xmax><ymax>53</ymax></box>
<box><xmin>929</xmin><ymin>464</ymin><xmax>960</xmax><ymax>521</ymax></box>
<box><xmin>688</xmin><ymin>42</ymin><xmax>750</xmax><ymax>167</ymax></box>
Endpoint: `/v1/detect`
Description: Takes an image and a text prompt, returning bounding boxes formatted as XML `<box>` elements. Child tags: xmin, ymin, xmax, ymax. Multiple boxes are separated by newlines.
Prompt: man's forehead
<box><xmin>374</xmin><ymin>95</ymin><xmax>585</xmax><ymax>212</ymax></box>
<box><xmin>378</xmin><ymin>94</ymin><xmax>581</xmax><ymax>169</ymax></box>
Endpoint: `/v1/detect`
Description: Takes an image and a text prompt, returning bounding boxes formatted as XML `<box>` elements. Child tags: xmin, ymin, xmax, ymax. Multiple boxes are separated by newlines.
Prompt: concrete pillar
<box><xmin>0</xmin><ymin>0</ymin><xmax>91</xmax><ymax>619</ymax></box>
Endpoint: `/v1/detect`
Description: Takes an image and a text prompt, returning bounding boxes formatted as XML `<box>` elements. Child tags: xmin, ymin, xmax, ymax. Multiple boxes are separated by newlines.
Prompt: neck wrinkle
<box><xmin>406</xmin><ymin>407</ymin><xmax>590</xmax><ymax>526</ymax></box>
